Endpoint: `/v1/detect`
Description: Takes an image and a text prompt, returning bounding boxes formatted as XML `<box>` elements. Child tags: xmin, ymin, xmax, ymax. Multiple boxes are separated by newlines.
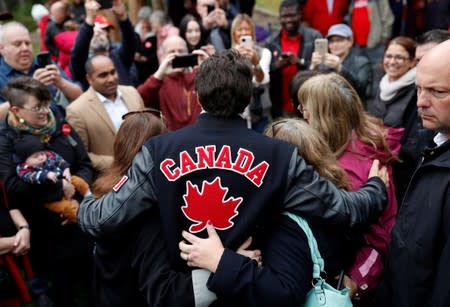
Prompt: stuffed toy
<box><xmin>44</xmin><ymin>175</ymin><xmax>89</xmax><ymax>223</ymax></box>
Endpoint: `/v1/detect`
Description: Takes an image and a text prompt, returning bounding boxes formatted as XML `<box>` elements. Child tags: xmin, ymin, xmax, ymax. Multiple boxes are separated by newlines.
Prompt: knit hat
<box><xmin>15</xmin><ymin>135</ymin><xmax>46</xmax><ymax>161</ymax></box>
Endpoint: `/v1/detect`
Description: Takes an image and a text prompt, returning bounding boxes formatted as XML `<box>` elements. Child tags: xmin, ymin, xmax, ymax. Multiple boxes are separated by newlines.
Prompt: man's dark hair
<box><xmin>280</xmin><ymin>0</ymin><xmax>302</xmax><ymax>12</ymax></box>
<box><xmin>415</xmin><ymin>29</ymin><xmax>450</xmax><ymax>46</ymax></box>
<box><xmin>2</xmin><ymin>77</ymin><xmax>51</xmax><ymax>107</ymax></box>
<box><xmin>195</xmin><ymin>49</ymin><xmax>253</xmax><ymax>117</ymax></box>
<box><xmin>85</xmin><ymin>54</ymin><xmax>110</xmax><ymax>75</ymax></box>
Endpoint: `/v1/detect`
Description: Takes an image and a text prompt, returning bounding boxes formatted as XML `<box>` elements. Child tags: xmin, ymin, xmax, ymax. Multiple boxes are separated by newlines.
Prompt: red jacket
<box><xmin>303</xmin><ymin>0</ymin><xmax>350</xmax><ymax>36</ymax></box>
<box><xmin>138</xmin><ymin>72</ymin><xmax>202</xmax><ymax>131</ymax></box>
<box><xmin>54</xmin><ymin>31</ymin><xmax>78</xmax><ymax>79</ymax></box>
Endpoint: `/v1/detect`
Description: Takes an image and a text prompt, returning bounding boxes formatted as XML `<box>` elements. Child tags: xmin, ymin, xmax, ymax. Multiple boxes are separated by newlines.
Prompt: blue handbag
<box><xmin>283</xmin><ymin>212</ymin><xmax>353</xmax><ymax>307</ymax></box>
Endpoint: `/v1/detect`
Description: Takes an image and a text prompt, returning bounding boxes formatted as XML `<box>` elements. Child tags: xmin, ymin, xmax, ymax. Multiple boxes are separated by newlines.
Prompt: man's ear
<box><xmin>85</xmin><ymin>73</ymin><xmax>92</xmax><ymax>85</ymax></box>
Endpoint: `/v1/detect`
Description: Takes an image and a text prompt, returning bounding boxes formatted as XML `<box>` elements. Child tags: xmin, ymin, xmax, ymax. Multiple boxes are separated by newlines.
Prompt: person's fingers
<box><xmin>205</xmin><ymin>221</ymin><xmax>217</xmax><ymax>238</ymax></box>
<box><xmin>13</xmin><ymin>235</ymin><xmax>19</xmax><ymax>247</ymax></box>
<box><xmin>368</xmin><ymin>159</ymin><xmax>380</xmax><ymax>178</ymax></box>
<box><xmin>179</xmin><ymin>240</ymin><xmax>193</xmax><ymax>254</ymax></box>
<box><xmin>179</xmin><ymin>251</ymin><xmax>189</xmax><ymax>261</ymax></box>
<box><xmin>181</xmin><ymin>230</ymin><xmax>199</xmax><ymax>244</ymax></box>
<box><xmin>238</xmin><ymin>236</ymin><xmax>252</xmax><ymax>251</ymax></box>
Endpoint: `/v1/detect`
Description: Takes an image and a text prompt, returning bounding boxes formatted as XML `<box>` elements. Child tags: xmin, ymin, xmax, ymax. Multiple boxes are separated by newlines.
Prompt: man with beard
<box><xmin>266</xmin><ymin>0</ymin><xmax>321</xmax><ymax>118</ymax></box>
<box><xmin>70</xmin><ymin>0</ymin><xmax>136</xmax><ymax>90</ymax></box>
<box><xmin>66</xmin><ymin>55</ymin><xmax>143</xmax><ymax>172</ymax></box>
<box><xmin>138</xmin><ymin>35</ymin><xmax>208</xmax><ymax>131</ymax></box>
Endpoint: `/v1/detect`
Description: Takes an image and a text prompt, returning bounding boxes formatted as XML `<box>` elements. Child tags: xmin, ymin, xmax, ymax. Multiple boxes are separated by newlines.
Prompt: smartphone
<box><xmin>98</xmin><ymin>0</ymin><xmax>113</xmax><ymax>9</ymax></box>
<box><xmin>281</xmin><ymin>52</ymin><xmax>290</xmax><ymax>59</ymax></box>
<box><xmin>207</xmin><ymin>4</ymin><xmax>215</xmax><ymax>14</ymax></box>
<box><xmin>36</xmin><ymin>52</ymin><xmax>52</xmax><ymax>68</ymax></box>
<box><xmin>172</xmin><ymin>54</ymin><xmax>198</xmax><ymax>68</ymax></box>
<box><xmin>240</xmin><ymin>35</ymin><xmax>253</xmax><ymax>48</ymax></box>
<box><xmin>314</xmin><ymin>38</ymin><xmax>329</xmax><ymax>55</ymax></box>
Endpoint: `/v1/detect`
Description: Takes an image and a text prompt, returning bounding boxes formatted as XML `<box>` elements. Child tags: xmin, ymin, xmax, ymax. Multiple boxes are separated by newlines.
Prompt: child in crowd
<box><xmin>15</xmin><ymin>135</ymin><xmax>89</xmax><ymax>223</ymax></box>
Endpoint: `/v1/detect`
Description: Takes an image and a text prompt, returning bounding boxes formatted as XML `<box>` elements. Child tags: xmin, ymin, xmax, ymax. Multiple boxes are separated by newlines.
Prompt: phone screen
<box><xmin>207</xmin><ymin>4</ymin><xmax>215</xmax><ymax>14</ymax></box>
<box><xmin>36</xmin><ymin>52</ymin><xmax>51</xmax><ymax>68</ymax></box>
<box><xmin>172</xmin><ymin>54</ymin><xmax>198</xmax><ymax>68</ymax></box>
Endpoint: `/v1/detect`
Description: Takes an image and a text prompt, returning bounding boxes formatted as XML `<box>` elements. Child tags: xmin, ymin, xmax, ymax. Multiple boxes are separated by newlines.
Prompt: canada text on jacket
<box><xmin>160</xmin><ymin>145</ymin><xmax>269</xmax><ymax>187</ymax></box>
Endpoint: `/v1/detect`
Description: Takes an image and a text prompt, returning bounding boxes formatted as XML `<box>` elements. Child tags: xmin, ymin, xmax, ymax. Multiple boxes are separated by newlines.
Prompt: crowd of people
<box><xmin>0</xmin><ymin>0</ymin><xmax>448</xmax><ymax>306</ymax></box>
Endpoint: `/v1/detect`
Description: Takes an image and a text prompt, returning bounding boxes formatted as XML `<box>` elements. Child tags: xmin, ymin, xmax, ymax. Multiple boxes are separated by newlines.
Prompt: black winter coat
<box><xmin>377</xmin><ymin>139</ymin><xmax>450</xmax><ymax>307</ymax></box>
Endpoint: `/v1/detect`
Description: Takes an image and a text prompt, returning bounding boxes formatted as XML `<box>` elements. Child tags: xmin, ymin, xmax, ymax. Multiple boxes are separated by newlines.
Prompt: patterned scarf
<box><xmin>8</xmin><ymin>110</ymin><xmax>57</xmax><ymax>144</ymax></box>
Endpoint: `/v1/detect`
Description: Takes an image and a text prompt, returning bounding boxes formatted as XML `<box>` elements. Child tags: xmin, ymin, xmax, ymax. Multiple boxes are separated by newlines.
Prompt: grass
<box><xmin>255</xmin><ymin>0</ymin><xmax>279</xmax><ymax>13</ymax></box>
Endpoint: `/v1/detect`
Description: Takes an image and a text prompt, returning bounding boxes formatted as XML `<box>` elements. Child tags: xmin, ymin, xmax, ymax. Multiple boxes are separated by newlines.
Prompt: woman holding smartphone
<box><xmin>230</xmin><ymin>14</ymin><xmax>272</xmax><ymax>132</ymax></box>
<box><xmin>179</xmin><ymin>14</ymin><xmax>215</xmax><ymax>56</ymax></box>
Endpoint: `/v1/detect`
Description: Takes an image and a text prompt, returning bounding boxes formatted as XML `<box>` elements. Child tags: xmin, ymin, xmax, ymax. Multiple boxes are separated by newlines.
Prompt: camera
<box><xmin>172</xmin><ymin>54</ymin><xmax>198</xmax><ymax>68</ymax></box>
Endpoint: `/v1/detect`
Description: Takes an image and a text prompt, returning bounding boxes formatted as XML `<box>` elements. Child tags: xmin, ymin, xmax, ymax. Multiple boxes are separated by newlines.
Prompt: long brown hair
<box><xmin>298</xmin><ymin>73</ymin><xmax>397</xmax><ymax>163</ymax></box>
<box><xmin>265</xmin><ymin>119</ymin><xmax>350</xmax><ymax>190</ymax></box>
<box><xmin>92</xmin><ymin>111</ymin><xmax>167</xmax><ymax>197</ymax></box>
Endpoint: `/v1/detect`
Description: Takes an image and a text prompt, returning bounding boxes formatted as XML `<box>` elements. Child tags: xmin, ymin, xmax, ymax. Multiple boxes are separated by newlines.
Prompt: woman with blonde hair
<box><xmin>230</xmin><ymin>13</ymin><xmax>272</xmax><ymax>132</ymax></box>
<box><xmin>265</xmin><ymin>119</ymin><xmax>350</xmax><ymax>191</ymax></box>
<box><xmin>298</xmin><ymin>72</ymin><xmax>402</xmax><ymax>301</ymax></box>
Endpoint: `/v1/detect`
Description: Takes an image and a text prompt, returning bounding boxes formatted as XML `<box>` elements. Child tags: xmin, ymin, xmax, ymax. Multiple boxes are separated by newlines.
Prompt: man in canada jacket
<box><xmin>78</xmin><ymin>50</ymin><xmax>387</xmax><ymax>305</ymax></box>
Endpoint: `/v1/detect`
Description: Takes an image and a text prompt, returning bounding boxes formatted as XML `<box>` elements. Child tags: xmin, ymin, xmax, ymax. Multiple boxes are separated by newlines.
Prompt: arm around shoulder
<box><xmin>77</xmin><ymin>147</ymin><xmax>157</xmax><ymax>238</ymax></box>
<box><xmin>283</xmin><ymin>150</ymin><xmax>387</xmax><ymax>227</ymax></box>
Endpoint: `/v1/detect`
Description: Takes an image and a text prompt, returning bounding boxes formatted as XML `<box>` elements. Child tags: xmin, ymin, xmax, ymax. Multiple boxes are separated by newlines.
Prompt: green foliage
<box><xmin>8</xmin><ymin>0</ymin><xmax>47</xmax><ymax>31</ymax></box>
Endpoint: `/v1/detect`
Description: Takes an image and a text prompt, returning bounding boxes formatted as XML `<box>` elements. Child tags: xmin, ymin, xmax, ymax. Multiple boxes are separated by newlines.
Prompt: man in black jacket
<box><xmin>376</xmin><ymin>39</ymin><xmax>450</xmax><ymax>307</ymax></box>
<box><xmin>70</xmin><ymin>0</ymin><xmax>136</xmax><ymax>90</ymax></box>
<box><xmin>78</xmin><ymin>49</ymin><xmax>388</xmax><ymax>305</ymax></box>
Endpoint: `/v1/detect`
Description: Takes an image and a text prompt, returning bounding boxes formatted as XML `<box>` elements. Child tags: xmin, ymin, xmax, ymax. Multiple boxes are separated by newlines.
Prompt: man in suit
<box><xmin>67</xmin><ymin>54</ymin><xmax>143</xmax><ymax>172</ymax></box>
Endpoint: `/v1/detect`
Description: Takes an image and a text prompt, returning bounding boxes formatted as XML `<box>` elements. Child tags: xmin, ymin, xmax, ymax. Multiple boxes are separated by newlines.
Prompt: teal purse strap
<box><xmin>283</xmin><ymin>212</ymin><xmax>324</xmax><ymax>279</ymax></box>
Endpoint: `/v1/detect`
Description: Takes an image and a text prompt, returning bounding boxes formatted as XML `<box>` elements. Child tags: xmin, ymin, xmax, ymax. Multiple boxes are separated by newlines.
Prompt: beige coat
<box><xmin>66</xmin><ymin>86</ymin><xmax>144</xmax><ymax>172</ymax></box>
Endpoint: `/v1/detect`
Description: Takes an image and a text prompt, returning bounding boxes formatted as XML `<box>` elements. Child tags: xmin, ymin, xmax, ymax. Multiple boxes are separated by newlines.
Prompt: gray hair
<box><xmin>0</xmin><ymin>22</ymin><xmax>28</xmax><ymax>44</ymax></box>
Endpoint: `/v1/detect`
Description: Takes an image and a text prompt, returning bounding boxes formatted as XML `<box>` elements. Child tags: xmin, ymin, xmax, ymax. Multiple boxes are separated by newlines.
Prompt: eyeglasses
<box><xmin>122</xmin><ymin>108</ymin><xmax>163</xmax><ymax>120</ymax></box>
<box><xmin>20</xmin><ymin>104</ymin><xmax>50</xmax><ymax>113</ymax></box>
<box><xmin>384</xmin><ymin>54</ymin><xmax>410</xmax><ymax>63</ymax></box>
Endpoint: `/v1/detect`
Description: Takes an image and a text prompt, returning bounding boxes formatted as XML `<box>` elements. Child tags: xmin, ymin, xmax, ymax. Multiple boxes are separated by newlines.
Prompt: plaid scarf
<box><xmin>8</xmin><ymin>110</ymin><xmax>57</xmax><ymax>144</ymax></box>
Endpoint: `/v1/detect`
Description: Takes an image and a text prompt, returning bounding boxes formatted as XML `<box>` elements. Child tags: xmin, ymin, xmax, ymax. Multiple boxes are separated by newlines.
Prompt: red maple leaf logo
<box><xmin>181</xmin><ymin>177</ymin><xmax>243</xmax><ymax>233</ymax></box>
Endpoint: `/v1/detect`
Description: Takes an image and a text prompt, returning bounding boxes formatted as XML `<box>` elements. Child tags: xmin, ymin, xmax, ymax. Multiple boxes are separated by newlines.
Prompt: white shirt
<box><xmin>433</xmin><ymin>132</ymin><xmax>448</xmax><ymax>147</ymax></box>
<box><xmin>327</xmin><ymin>0</ymin><xmax>334</xmax><ymax>14</ymax></box>
<box><xmin>253</xmin><ymin>47</ymin><xmax>271</xmax><ymax>85</ymax></box>
<box><xmin>95</xmin><ymin>90</ymin><xmax>128</xmax><ymax>132</ymax></box>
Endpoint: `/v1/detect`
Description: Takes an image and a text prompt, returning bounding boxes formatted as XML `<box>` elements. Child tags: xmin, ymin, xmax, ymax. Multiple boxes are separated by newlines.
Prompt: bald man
<box><xmin>376</xmin><ymin>40</ymin><xmax>450</xmax><ymax>307</ymax></box>
<box><xmin>45</xmin><ymin>1</ymin><xmax>70</xmax><ymax>59</ymax></box>
<box><xmin>138</xmin><ymin>36</ymin><xmax>209</xmax><ymax>130</ymax></box>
